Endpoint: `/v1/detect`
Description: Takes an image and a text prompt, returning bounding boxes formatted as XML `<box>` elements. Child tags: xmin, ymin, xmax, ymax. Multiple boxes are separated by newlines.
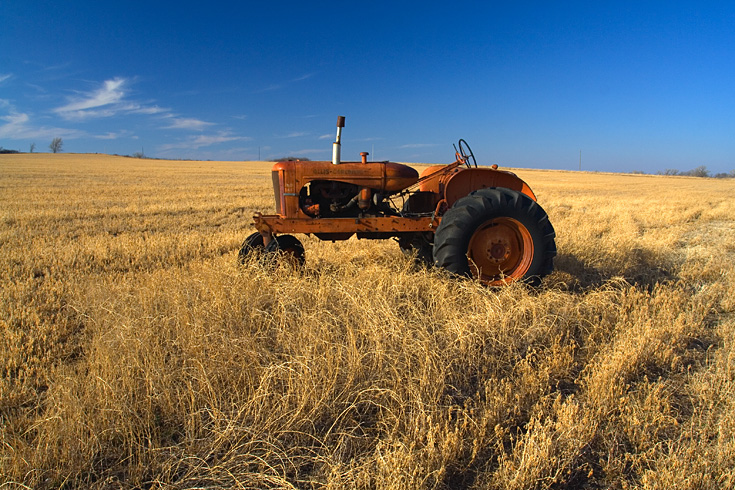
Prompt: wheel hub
<box><xmin>466</xmin><ymin>217</ymin><xmax>535</xmax><ymax>285</ymax></box>
<box><xmin>489</xmin><ymin>240</ymin><xmax>510</xmax><ymax>263</ymax></box>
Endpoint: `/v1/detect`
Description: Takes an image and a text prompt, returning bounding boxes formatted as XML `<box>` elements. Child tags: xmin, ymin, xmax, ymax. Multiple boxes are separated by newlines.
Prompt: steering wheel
<box><xmin>456</xmin><ymin>139</ymin><xmax>477</xmax><ymax>168</ymax></box>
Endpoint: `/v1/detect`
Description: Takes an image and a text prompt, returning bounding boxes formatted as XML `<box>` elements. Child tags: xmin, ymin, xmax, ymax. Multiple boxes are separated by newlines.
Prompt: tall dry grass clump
<box><xmin>2</xmin><ymin>154</ymin><xmax>734</xmax><ymax>488</ymax></box>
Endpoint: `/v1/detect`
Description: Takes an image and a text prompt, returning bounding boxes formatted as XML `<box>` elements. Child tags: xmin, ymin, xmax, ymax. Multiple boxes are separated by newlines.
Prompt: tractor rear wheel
<box><xmin>238</xmin><ymin>232</ymin><xmax>265</xmax><ymax>264</ymax></box>
<box><xmin>264</xmin><ymin>234</ymin><xmax>306</xmax><ymax>266</ymax></box>
<box><xmin>433</xmin><ymin>188</ymin><xmax>556</xmax><ymax>286</ymax></box>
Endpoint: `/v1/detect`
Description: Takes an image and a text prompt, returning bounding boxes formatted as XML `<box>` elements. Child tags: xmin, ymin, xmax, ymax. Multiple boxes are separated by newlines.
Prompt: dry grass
<box><xmin>1</xmin><ymin>153</ymin><xmax>734</xmax><ymax>489</ymax></box>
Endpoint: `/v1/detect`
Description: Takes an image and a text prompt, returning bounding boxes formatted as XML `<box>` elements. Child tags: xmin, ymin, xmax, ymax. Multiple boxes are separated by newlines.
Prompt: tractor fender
<box><xmin>442</xmin><ymin>168</ymin><xmax>537</xmax><ymax>208</ymax></box>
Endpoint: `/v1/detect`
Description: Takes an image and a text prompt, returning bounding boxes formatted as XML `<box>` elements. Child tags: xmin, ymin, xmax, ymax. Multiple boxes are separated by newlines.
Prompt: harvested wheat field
<box><xmin>2</xmin><ymin>153</ymin><xmax>734</xmax><ymax>489</ymax></box>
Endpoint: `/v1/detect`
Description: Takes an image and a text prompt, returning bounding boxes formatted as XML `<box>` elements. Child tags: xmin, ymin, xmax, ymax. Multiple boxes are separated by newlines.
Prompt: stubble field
<box><xmin>1</xmin><ymin>153</ymin><xmax>734</xmax><ymax>489</ymax></box>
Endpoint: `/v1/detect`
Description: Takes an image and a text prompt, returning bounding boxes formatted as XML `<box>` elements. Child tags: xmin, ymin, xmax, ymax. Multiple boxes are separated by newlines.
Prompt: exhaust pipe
<box><xmin>332</xmin><ymin>116</ymin><xmax>345</xmax><ymax>165</ymax></box>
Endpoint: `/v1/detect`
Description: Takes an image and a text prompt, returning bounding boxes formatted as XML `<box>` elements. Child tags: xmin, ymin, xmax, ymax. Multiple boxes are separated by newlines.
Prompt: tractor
<box><xmin>240</xmin><ymin>116</ymin><xmax>556</xmax><ymax>286</ymax></box>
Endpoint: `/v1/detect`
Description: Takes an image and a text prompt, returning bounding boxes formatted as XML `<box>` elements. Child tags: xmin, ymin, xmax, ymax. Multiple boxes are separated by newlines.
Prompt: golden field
<box><xmin>1</xmin><ymin>153</ymin><xmax>734</xmax><ymax>489</ymax></box>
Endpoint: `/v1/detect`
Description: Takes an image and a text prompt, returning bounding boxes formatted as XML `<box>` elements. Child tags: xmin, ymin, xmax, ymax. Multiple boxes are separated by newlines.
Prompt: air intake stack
<box><xmin>332</xmin><ymin>116</ymin><xmax>345</xmax><ymax>165</ymax></box>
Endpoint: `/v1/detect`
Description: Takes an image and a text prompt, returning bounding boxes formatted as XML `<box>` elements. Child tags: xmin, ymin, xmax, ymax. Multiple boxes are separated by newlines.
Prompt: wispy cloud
<box><xmin>0</xmin><ymin>74</ymin><xmax>11</xmax><ymax>84</ymax></box>
<box><xmin>292</xmin><ymin>73</ymin><xmax>315</xmax><ymax>82</ymax></box>
<box><xmin>127</xmin><ymin>104</ymin><xmax>168</xmax><ymax>115</ymax></box>
<box><xmin>255</xmin><ymin>84</ymin><xmax>284</xmax><ymax>93</ymax></box>
<box><xmin>37</xmin><ymin>61</ymin><xmax>73</xmax><ymax>72</ymax></box>
<box><xmin>157</xmin><ymin>131</ymin><xmax>250</xmax><ymax>151</ymax></box>
<box><xmin>318</xmin><ymin>133</ymin><xmax>333</xmax><ymax>139</ymax></box>
<box><xmin>254</xmin><ymin>73</ymin><xmax>316</xmax><ymax>93</ymax></box>
<box><xmin>55</xmin><ymin>78</ymin><xmax>127</xmax><ymax>118</ymax></box>
<box><xmin>53</xmin><ymin>78</ymin><xmax>169</xmax><ymax>121</ymax></box>
<box><xmin>24</xmin><ymin>83</ymin><xmax>48</xmax><ymax>94</ymax></box>
<box><xmin>0</xmin><ymin>112</ymin><xmax>30</xmax><ymax>136</ymax></box>
<box><xmin>94</xmin><ymin>130</ymin><xmax>134</xmax><ymax>140</ymax></box>
<box><xmin>0</xmin><ymin>111</ymin><xmax>85</xmax><ymax>140</ymax></box>
<box><xmin>273</xmin><ymin>131</ymin><xmax>310</xmax><ymax>139</ymax></box>
<box><xmin>162</xmin><ymin>116</ymin><xmax>215</xmax><ymax>130</ymax></box>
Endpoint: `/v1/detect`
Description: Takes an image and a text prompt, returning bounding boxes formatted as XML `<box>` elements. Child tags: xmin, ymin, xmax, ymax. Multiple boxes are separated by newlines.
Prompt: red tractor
<box><xmin>241</xmin><ymin>116</ymin><xmax>556</xmax><ymax>286</ymax></box>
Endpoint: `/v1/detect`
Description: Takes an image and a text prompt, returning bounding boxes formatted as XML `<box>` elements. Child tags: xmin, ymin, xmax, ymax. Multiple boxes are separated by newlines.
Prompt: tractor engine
<box><xmin>300</xmin><ymin>180</ymin><xmax>362</xmax><ymax>217</ymax></box>
<box><xmin>270</xmin><ymin>159</ymin><xmax>418</xmax><ymax>219</ymax></box>
<box><xmin>299</xmin><ymin>177</ymin><xmax>401</xmax><ymax>218</ymax></box>
<box><xmin>293</xmin><ymin>152</ymin><xmax>424</xmax><ymax>218</ymax></box>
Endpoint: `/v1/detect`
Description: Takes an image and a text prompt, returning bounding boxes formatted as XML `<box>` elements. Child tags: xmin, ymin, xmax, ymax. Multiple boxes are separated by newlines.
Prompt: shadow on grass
<box><xmin>550</xmin><ymin>249</ymin><xmax>679</xmax><ymax>292</ymax></box>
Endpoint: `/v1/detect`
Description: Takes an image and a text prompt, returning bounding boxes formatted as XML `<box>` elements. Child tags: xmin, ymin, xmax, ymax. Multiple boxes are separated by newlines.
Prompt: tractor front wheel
<box><xmin>264</xmin><ymin>234</ymin><xmax>306</xmax><ymax>266</ymax></box>
<box><xmin>433</xmin><ymin>188</ymin><xmax>556</xmax><ymax>286</ymax></box>
<box><xmin>238</xmin><ymin>232</ymin><xmax>265</xmax><ymax>264</ymax></box>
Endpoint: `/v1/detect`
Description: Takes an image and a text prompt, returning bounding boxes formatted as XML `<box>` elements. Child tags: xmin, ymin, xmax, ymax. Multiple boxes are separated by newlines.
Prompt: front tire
<box><xmin>433</xmin><ymin>188</ymin><xmax>556</xmax><ymax>286</ymax></box>
<box><xmin>238</xmin><ymin>232</ymin><xmax>265</xmax><ymax>264</ymax></box>
<box><xmin>264</xmin><ymin>234</ymin><xmax>306</xmax><ymax>266</ymax></box>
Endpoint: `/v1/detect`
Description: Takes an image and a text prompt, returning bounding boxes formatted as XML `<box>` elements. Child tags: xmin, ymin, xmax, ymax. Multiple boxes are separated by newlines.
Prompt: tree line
<box><xmin>657</xmin><ymin>166</ymin><xmax>735</xmax><ymax>179</ymax></box>
<box><xmin>0</xmin><ymin>139</ymin><xmax>61</xmax><ymax>153</ymax></box>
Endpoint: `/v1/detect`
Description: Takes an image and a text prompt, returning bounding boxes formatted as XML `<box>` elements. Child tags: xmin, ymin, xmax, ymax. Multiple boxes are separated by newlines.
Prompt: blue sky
<box><xmin>1</xmin><ymin>1</ymin><xmax>734</xmax><ymax>174</ymax></box>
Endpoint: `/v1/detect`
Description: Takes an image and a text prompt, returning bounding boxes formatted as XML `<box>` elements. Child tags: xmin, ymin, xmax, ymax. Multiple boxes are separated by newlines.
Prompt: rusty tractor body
<box><xmin>242</xmin><ymin>116</ymin><xmax>556</xmax><ymax>286</ymax></box>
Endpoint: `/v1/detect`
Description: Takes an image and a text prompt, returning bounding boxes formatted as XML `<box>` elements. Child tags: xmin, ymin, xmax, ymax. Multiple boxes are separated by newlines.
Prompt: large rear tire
<box><xmin>433</xmin><ymin>188</ymin><xmax>556</xmax><ymax>286</ymax></box>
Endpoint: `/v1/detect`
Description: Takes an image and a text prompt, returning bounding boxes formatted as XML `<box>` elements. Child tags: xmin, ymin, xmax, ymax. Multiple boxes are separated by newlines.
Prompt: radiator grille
<box><xmin>271</xmin><ymin>170</ymin><xmax>282</xmax><ymax>214</ymax></box>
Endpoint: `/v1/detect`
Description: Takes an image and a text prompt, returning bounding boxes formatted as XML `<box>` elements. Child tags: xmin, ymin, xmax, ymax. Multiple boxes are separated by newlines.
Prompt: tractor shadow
<box><xmin>549</xmin><ymin>249</ymin><xmax>680</xmax><ymax>292</ymax></box>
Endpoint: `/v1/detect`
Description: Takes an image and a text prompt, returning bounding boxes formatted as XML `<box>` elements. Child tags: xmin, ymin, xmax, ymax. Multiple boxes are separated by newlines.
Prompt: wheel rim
<box><xmin>467</xmin><ymin>217</ymin><xmax>534</xmax><ymax>285</ymax></box>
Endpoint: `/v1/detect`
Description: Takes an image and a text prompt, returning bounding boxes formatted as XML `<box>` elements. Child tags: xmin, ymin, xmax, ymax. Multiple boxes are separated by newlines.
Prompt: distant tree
<box><xmin>49</xmin><ymin>137</ymin><xmax>63</xmax><ymax>153</ymax></box>
<box><xmin>30</xmin><ymin>142</ymin><xmax>36</xmax><ymax>153</ymax></box>
<box><xmin>661</xmin><ymin>169</ymin><xmax>680</xmax><ymax>176</ymax></box>
<box><xmin>131</xmin><ymin>151</ymin><xmax>145</xmax><ymax>159</ymax></box>
<box><xmin>684</xmin><ymin>166</ymin><xmax>709</xmax><ymax>178</ymax></box>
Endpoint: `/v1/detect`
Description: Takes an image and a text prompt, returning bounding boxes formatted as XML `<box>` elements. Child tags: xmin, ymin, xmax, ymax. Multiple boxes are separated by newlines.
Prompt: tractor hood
<box><xmin>272</xmin><ymin>160</ymin><xmax>419</xmax><ymax>193</ymax></box>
